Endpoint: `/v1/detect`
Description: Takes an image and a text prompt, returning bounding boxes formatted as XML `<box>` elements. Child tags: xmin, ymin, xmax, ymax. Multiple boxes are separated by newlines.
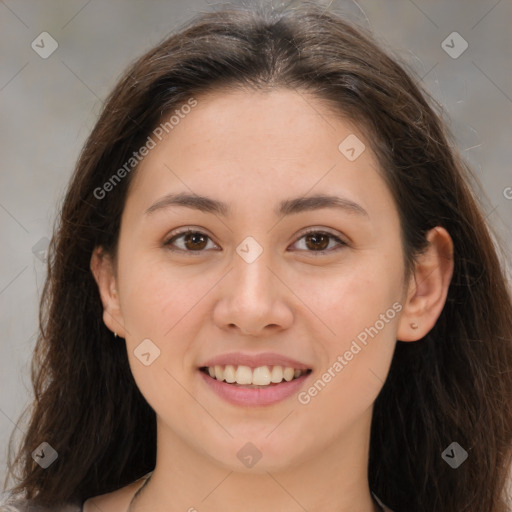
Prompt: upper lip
<box><xmin>200</xmin><ymin>352</ymin><xmax>311</xmax><ymax>370</ymax></box>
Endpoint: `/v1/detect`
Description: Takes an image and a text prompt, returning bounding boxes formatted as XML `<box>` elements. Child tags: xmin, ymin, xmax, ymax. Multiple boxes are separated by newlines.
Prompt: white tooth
<box><xmin>208</xmin><ymin>367</ymin><xmax>215</xmax><ymax>378</ymax></box>
<box><xmin>214</xmin><ymin>365</ymin><xmax>225</xmax><ymax>381</ymax></box>
<box><xmin>252</xmin><ymin>366</ymin><xmax>271</xmax><ymax>385</ymax></box>
<box><xmin>294</xmin><ymin>369</ymin><xmax>301</xmax><ymax>378</ymax></box>
<box><xmin>271</xmin><ymin>365</ymin><xmax>284</xmax><ymax>383</ymax></box>
<box><xmin>235</xmin><ymin>365</ymin><xmax>253</xmax><ymax>385</ymax></box>
<box><xmin>224</xmin><ymin>365</ymin><xmax>236</xmax><ymax>383</ymax></box>
<box><xmin>283</xmin><ymin>367</ymin><xmax>295</xmax><ymax>382</ymax></box>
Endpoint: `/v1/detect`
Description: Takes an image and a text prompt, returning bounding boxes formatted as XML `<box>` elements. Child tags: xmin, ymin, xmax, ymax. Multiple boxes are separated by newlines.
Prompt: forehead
<box><xmin>123</xmin><ymin>87</ymin><xmax>395</xmax><ymax>223</ymax></box>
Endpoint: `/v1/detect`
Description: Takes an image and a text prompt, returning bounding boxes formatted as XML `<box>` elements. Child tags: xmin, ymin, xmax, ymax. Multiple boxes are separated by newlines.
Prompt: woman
<box><xmin>2</xmin><ymin>2</ymin><xmax>512</xmax><ymax>511</ymax></box>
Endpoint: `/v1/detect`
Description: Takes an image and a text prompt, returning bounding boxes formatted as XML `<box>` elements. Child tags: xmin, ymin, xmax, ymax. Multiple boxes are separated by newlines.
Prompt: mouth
<box><xmin>198</xmin><ymin>352</ymin><xmax>313</xmax><ymax>406</ymax></box>
<box><xmin>199</xmin><ymin>364</ymin><xmax>312</xmax><ymax>388</ymax></box>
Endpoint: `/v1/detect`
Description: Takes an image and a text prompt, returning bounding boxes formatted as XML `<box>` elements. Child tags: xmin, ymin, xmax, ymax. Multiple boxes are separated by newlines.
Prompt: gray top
<box><xmin>0</xmin><ymin>499</ymin><xmax>81</xmax><ymax>511</ymax></box>
<box><xmin>0</xmin><ymin>472</ymin><xmax>153</xmax><ymax>512</ymax></box>
<box><xmin>0</xmin><ymin>491</ymin><xmax>393</xmax><ymax>511</ymax></box>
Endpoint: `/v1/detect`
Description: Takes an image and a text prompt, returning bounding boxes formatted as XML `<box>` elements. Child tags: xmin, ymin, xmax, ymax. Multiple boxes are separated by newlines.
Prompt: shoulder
<box><xmin>0</xmin><ymin>473</ymin><xmax>151</xmax><ymax>512</ymax></box>
<box><xmin>82</xmin><ymin>473</ymin><xmax>151</xmax><ymax>512</ymax></box>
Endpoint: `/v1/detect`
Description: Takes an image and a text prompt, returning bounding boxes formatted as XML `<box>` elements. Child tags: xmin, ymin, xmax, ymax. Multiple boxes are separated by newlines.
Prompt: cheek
<box><xmin>117</xmin><ymin>257</ymin><xmax>203</xmax><ymax>417</ymax></box>
<box><xmin>293</xmin><ymin>259</ymin><xmax>401</xmax><ymax>415</ymax></box>
<box><xmin>118</xmin><ymin>253</ymin><xmax>205</xmax><ymax>337</ymax></box>
<box><xmin>116</xmin><ymin>254</ymin><xmax>209</xmax><ymax>396</ymax></box>
<box><xmin>299</xmin><ymin>260</ymin><xmax>403</xmax><ymax>343</ymax></box>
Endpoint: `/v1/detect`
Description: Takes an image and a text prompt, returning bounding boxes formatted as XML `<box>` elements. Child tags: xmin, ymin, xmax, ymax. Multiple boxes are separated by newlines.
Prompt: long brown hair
<box><xmin>4</xmin><ymin>2</ymin><xmax>512</xmax><ymax>511</ymax></box>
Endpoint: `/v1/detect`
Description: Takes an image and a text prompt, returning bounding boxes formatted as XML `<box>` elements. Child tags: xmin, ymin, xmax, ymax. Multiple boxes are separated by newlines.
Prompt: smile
<box><xmin>200</xmin><ymin>364</ymin><xmax>312</xmax><ymax>387</ymax></box>
<box><xmin>198</xmin><ymin>363</ymin><xmax>313</xmax><ymax>406</ymax></box>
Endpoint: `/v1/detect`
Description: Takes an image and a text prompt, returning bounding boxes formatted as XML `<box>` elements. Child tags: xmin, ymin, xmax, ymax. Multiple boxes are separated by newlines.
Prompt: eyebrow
<box><xmin>145</xmin><ymin>192</ymin><xmax>369</xmax><ymax>218</ymax></box>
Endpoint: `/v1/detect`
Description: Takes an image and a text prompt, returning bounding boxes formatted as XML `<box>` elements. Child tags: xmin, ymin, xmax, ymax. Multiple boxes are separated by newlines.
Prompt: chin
<box><xmin>204</xmin><ymin>435</ymin><xmax>308</xmax><ymax>474</ymax></box>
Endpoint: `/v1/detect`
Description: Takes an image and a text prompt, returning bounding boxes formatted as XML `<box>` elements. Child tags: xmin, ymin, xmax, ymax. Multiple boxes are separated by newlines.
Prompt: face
<box><xmin>98</xmin><ymin>88</ymin><xmax>409</xmax><ymax>473</ymax></box>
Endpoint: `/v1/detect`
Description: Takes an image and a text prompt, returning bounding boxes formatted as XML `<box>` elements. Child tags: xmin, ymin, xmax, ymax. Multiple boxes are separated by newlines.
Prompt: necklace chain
<box><xmin>127</xmin><ymin>475</ymin><xmax>384</xmax><ymax>512</ymax></box>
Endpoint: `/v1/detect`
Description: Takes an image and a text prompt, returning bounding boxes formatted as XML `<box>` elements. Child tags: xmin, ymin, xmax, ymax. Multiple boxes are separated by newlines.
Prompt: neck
<box><xmin>131</xmin><ymin>408</ymin><xmax>381</xmax><ymax>512</ymax></box>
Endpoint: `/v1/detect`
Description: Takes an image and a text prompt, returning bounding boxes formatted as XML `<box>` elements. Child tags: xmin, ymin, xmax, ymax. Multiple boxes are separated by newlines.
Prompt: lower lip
<box><xmin>199</xmin><ymin>370</ymin><xmax>311</xmax><ymax>406</ymax></box>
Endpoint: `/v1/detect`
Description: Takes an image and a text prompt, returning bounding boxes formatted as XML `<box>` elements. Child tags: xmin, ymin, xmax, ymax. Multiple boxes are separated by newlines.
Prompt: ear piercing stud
<box><xmin>114</xmin><ymin>332</ymin><xmax>118</xmax><ymax>338</ymax></box>
<box><xmin>410</xmin><ymin>322</ymin><xmax>419</xmax><ymax>329</ymax></box>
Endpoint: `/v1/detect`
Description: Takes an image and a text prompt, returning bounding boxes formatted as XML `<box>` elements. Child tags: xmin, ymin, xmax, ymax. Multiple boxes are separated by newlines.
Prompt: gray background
<box><xmin>1</xmin><ymin>0</ymin><xmax>511</xmax><ymax>498</ymax></box>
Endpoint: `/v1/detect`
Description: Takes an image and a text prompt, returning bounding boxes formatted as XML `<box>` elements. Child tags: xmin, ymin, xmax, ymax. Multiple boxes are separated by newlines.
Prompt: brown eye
<box><xmin>164</xmin><ymin>229</ymin><xmax>217</xmax><ymax>253</ymax></box>
<box><xmin>304</xmin><ymin>232</ymin><xmax>330</xmax><ymax>251</ymax></box>
<box><xmin>291</xmin><ymin>229</ymin><xmax>347</xmax><ymax>254</ymax></box>
<box><xmin>182</xmin><ymin>232</ymin><xmax>208</xmax><ymax>250</ymax></box>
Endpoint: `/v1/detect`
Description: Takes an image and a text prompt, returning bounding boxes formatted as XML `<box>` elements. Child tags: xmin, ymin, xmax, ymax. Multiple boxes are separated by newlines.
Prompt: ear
<box><xmin>90</xmin><ymin>247</ymin><xmax>127</xmax><ymax>338</ymax></box>
<box><xmin>397</xmin><ymin>226</ymin><xmax>454</xmax><ymax>342</ymax></box>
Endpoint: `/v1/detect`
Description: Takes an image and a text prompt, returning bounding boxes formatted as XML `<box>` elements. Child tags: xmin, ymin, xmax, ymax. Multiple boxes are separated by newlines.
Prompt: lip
<box><xmin>199</xmin><ymin>369</ymin><xmax>312</xmax><ymax>406</ymax></box>
<box><xmin>200</xmin><ymin>352</ymin><xmax>311</xmax><ymax>370</ymax></box>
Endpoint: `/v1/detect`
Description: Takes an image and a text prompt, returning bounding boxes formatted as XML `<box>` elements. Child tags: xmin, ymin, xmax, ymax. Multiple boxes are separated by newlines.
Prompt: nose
<box><xmin>212</xmin><ymin>249</ymin><xmax>294</xmax><ymax>336</ymax></box>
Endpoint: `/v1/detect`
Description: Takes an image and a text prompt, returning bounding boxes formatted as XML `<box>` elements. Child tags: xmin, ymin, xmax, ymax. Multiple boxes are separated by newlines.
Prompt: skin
<box><xmin>88</xmin><ymin>88</ymin><xmax>453</xmax><ymax>512</ymax></box>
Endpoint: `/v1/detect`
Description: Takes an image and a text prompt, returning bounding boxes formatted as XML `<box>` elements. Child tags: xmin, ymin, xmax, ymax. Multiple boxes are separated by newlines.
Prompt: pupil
<box><xmin>306</xmin><ymin>233</ymin><xmax>328</xmax><ymax>251</ymax></box>
<box><xmin>185</xmin><ymin>232</ymin><xmax>207</xmax><ymax>250</ymax></box>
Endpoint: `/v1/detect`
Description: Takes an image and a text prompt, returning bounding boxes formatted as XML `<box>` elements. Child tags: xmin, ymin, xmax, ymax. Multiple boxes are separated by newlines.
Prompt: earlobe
<box><xmin>90</xmin><ymin>247</ymin><xmax>126</xmax><ymax>338</ymax></box>
<box><xmin>397</xmin><ymin>226</ymin><xmax>454</xmax><ymax>342</ymax></box>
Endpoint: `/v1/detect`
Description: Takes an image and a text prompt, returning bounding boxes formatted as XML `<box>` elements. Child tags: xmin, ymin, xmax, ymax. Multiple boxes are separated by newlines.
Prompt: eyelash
<box><xmin>163</xmin><ymin>227</ymin><xmax>348</xmax><ymax>256</ymax></box>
